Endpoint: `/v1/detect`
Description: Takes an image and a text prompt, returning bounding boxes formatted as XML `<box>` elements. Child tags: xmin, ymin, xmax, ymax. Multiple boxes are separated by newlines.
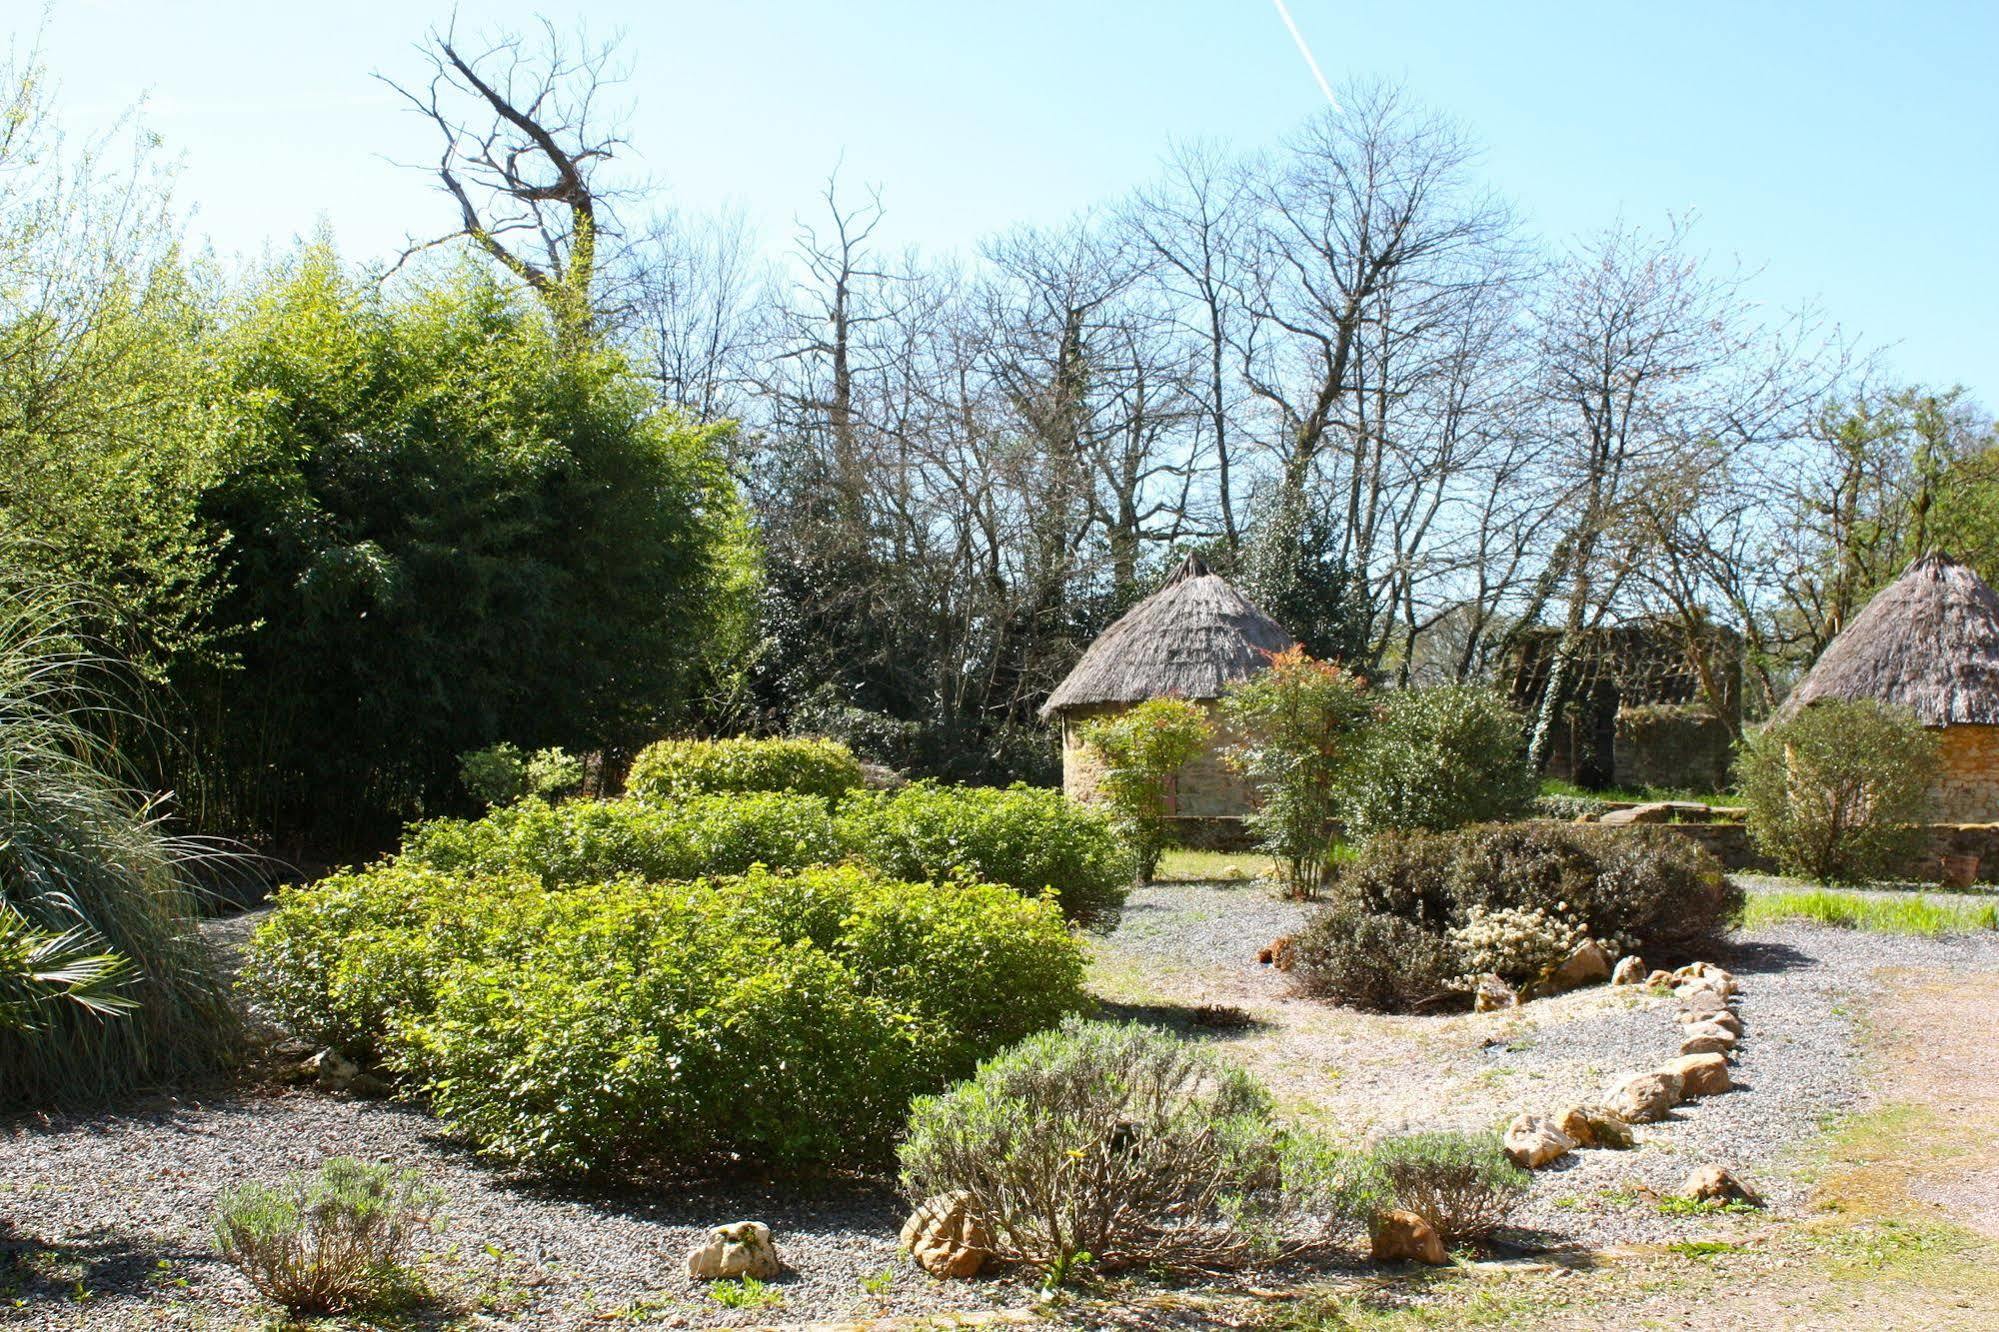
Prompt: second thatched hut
<box><xmin>1778</xmin><ymin>551</ymin><xmax>1999</xmax><ymax>822</ymax></box>
<box><xmin>1041</xmin><ymin>553</ymin><xmax>1294</xmax><ymax>822</ymax></box>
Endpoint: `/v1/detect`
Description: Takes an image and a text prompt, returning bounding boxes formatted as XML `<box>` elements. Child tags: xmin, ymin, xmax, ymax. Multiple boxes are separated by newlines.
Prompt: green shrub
<box><xmin>898</xmin><ymin>1018</ymin><xmax>1373</xmax><ymax>1276</ymax></box>
<box><xmin>1341</xmin><ymin>686</ymin><xmax>1534</xmax><ymax>839</ymax></box>
<box><xmin>1080</xmin><ymin>699</ymin><xmax>1213</xmax><ymax>881</ymax></box>
<box><xmin>1295</xmin><ymin>824</ymin><xmax>1742</xmax><ymax>1011</ymax></box>
<box><xmin>244</xmin><ymin>864</ymin><xmax>1088</xmax><ymax>1177</ymax></box>
<box><xmin>627</xmin><ymin>736</ymin><xmax>863</xmax><ymax>803</ymax></box>
<box><xmin>1359</xmin><ymin>1131</ymin><xmax>1528</xmax><ymax>1245</ymax></box>
<box><xmin>213</xmin><ymin>1158</ymin><xmax>440</xmax><ymax>1315</ymax></box>
<box><xmin>835</xmin><ymin>782</ymin><xmax>1132</xmax><ymax>923</ymax></box>
<box><xmin>1736</xmin><ymin>700</ymin><xmax>1941</xmax><ymax>882</ymax></box>
<box><xmin>241</xmin><ymin>864</ymin><xmax>550</xmax><ymax>1058</ymax></box>
<box><xmin>460</xmin><ymin>743</ymin><xmax>528</xmax><ymax>806</ymax></box>
<box><xmin>1219</xmin><ymin>647</ymin><xmax>1372</xmax><ymax>896</ymax></box>
<box><xmin>459</xmin><ymin>743</ymin><xmax>582</xmax><ymax>807</ymax></box>
<box><xmin>400</xmin><ymin>793</ymin><xmax>841</xmax><ymax>888</ymax></box>
<box><xmin>1289</xmin><ymin>904</ymin><xmax>1459</xmax><ymax>1012</ymax></box>
<box><xmin>411</xmin><ymin>884</ymin><xmax>924</xmax><ymax>1175</ymax></box>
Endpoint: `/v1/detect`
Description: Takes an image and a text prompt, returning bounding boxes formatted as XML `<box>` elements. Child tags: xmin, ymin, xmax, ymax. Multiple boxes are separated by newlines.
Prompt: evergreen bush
<box><xmin>898</xmin><ymin>1018</ymin><xmax>1374</xmax><ymax>1276</ymax></box>
<box><xmin>626</xmin><ymin>736</ymin><xmax>864</xmax><ymax>803</ymax></box>
<box><xmin>1341</xmin><ymin>685</ymin><xmax>1535</xmax><ymax>839</ymax></box>
<box><xmin>835</xmin><ymin>781</ymin><xmax>1132</xmax><ymax>923</ymax></box>
<box><xmin>1736</xmin><ymin>700</ymin><xmax>1940</xmax><ymax>882</ymax></box>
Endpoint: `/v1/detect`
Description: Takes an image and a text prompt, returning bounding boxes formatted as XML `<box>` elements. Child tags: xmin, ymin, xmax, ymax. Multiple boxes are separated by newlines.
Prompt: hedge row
<box><xmin>400</xmin><ymin>779</ymin><xmax>1132</xmax><ymax>923</ymax></box>
<box><xmin>246</xmin><ymin>863</ymin><xmax>1087</xmax><ymax>1176</ymax></box>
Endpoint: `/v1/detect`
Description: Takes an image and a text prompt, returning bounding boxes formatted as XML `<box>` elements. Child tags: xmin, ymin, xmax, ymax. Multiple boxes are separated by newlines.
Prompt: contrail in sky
<box><xmin>1270</xmin><ymin>0</ymin><xmax>1341</xmax><ymax>111</ymax></box>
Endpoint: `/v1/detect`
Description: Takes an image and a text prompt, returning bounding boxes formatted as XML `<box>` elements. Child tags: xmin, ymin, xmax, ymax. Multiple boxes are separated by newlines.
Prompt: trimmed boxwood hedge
<box><xmin>243</xmin><ymin>863</ymin><xmax>1088</xmax><ymax>1177</ymax></box>
<box><xmin>400</xmin><ymin>792</ymin><xmax>841</xmax><ymax>887</ymax></box>
<box><xmin>834</xmin><ymin>781</ymin><xmax>1133</xmax><ymax>924</ymax></box>
<box><xmin>625</xmin><ymin>736</ymin><xmax>863</xmax><ymax>803</ymax></box>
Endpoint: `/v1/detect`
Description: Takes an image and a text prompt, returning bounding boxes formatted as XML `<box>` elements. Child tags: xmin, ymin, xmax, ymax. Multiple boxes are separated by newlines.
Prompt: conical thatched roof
<box><xmin>1041</xmin><ymin>554</ymin><xmax>1295</xmax><ymax>717</ymax></box>
<box><xmin>1778</xmin><ymin>551</ymin><xmax>1999</xmax><ymax>726</ymax></box>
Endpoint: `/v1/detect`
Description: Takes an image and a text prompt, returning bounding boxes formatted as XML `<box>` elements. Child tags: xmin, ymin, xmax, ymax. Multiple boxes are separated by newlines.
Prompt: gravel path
<box><xmin>0</xmin><ymin>1086</ymin><xmax>1018</xmax><ymax>1329</ymax></box>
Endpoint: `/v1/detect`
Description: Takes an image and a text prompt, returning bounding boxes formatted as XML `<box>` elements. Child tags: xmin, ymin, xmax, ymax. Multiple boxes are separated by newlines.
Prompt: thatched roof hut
<box><xmin>1779</xmin><ymin>551</ymin><xmax>1999</xmax><ymax>823</ymax></box>
<box><xmin>1041</xmin><ymin>553</ymin><xmax>1295</xmax><ymax>718</ymax></box>
<box><xmin>1778</xmin><ymin>552</ymin><xmax>1999</xmax><ymax>726</ymax></box>
<box><xmin>1043</xmin><ymin>554</ymin><xmax>1293</xmax><ymax>824</ymax></box>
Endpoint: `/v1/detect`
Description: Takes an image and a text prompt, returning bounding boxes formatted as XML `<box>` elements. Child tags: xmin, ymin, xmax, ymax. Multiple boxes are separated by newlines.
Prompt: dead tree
<box><xmin>381</xmin><ymin>19</ymin><xmax>633</xmax><ymax>345</ymax></box>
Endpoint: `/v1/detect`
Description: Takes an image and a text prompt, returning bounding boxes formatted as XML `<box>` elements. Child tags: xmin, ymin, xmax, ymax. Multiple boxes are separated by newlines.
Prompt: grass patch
<box><xmin>1152</xmin><ymin>848</ymin><xmax>1278</xmax><ymax>882</ymax></box>
<box><xmin>706</xmin><ymin>1275</ymin><xmax>782</xmax><ymax>1310</ymax></box>
<box><xmin>1274</xmin><ymin>1276</ymin><xmax>1556</xmax><ymax>1330</ymax></box>
<box><xmin>1743</xmin><ymin>889</ymin><xmax>1998</xmax><ymax>935</ymax></box>
<box><xmin>1538</xmin><ymin>777</ymin><xmax>1731</xmax><ymax>806</ymax></box>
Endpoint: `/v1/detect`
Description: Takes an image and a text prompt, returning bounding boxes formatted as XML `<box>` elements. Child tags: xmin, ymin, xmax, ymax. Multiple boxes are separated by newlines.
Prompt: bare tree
<box><xmin>1521</xmin><ymin>217</ymin><xmax>1824</xmax><ymax>767</ymax></box>
<box><xmin>381</xmin><ymin>19</ymin><xmax>634</xmax><ymax>343</ymax></box>
<box><xmin>620</xmin><ymin>205</ymin><xmax>761</xmax><ymax>423</ymax></box>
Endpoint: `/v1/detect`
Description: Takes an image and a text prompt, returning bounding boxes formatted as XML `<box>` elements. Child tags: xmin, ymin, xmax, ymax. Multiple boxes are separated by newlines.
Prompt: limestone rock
<box><xmin>899</xmin><ymin>1192</ymin><xmax>991</xmax><ymax>1279</ymax></box>
<box><xmin>1665</xmin><ymin>1052</ymin><xmax>1732</xmax><ymax>1098</ymax></box>
<box><xmin>1679</xmin><ymin>1032</ymin><xmax>1735</xmax><ymax>1057</ymax></box>
<box><xmin>1683</xmin><ymin>1165</ymin><xmax>1762</xmax><ymax>1207</ymax></box>
<box><xmin>1678</xmin><ymin>1008</ymin><xmax>1743</xmax><ymax>1036</ymax></box>
<box><xmin>685</xmin><ymin>1221</ymin><xmax>781</xmax><ymax>1281</ymax></box>
<box><xmin>1645</xmin><ymin>969</ymin><xmax>1676</xmax><ymax>987</ymax></box>
<box><xmin>1611</xmin><ymin>956</ymin><xmax>1647</xmax><ymax>986</ymax></box>
<box><xmin>345</xmin><ymin>1072</ymin><xmax>392</xmax><ymax>1099</ymax></box>
<box><xmin>1473</xmin><ymin>973</ymin><xmax>1519</xmax><ymax>1012</ymax></box>
<box><xmin>1606</xmin><ymin>1069</ymin><xmax>1683</xmax><ymax>1123</ymax></box>
<box><xmin>1556</xmin><ymin>1102</ymin><xmax>1635</xmax><ymax>1150</ymax></box>
<box><xmin>1543</xmin><ymin>939</ymin><xmax>1613</xmax><ymax>993</ymax></box>
<box><xmin>1679</xmin><ymin>990</ymin><xmax>1731</xmax><ymax>1022</ymax></box>
<box><xmin>1503</xmin><ymin>1113</ymin><xmax>1576</xmax><ymax>1169</ymax></box>
<box><xmin>312</xmin><ymin>1048</ymin><xmax>359</xmax><ymax>1091</ymax></box>
<box><xmin>1370</xmin><ymin>1208</ymin><xmax>1448</xmax><ymax>1265</ymax></box>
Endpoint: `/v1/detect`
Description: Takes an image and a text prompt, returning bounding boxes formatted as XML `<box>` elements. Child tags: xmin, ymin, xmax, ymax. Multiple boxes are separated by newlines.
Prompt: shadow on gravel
<box><xmin>1094</xmin><ymin>999</ymin><xmax>1277</xmax><ymax>1041</ymax></box>
<box><xmin>1719</xmin><ymin>937</ymin><xmax>1817</xmax><ymax>977</ymax></box>
<box><xmin>0</xmin><ymin>1227</ymin><xmax>218</xmax><ymax>1311</ymax></box>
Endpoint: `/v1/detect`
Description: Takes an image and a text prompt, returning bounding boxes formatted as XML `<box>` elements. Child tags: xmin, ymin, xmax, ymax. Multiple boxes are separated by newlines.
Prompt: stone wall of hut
<box><xmin>1058</xmin><ymin>700</ymin><xmax>1258</xmax><ymax>818</ymax></box>
<box><xmin>1933</xmin><ymin>724</ymin><xmax>1999</xmax><ymax>823</ymax></box>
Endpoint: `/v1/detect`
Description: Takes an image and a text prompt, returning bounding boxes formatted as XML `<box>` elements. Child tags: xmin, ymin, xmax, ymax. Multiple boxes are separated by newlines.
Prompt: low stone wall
<box><xmin>1165</xmin><ymin>815</ymin><xmax>1257</xmax><ymax>852</ymax></box>
<box><xmin>1546</xmin><ymin>815</ymin><xmax>1999</xmax><ymax>883</ymax></box>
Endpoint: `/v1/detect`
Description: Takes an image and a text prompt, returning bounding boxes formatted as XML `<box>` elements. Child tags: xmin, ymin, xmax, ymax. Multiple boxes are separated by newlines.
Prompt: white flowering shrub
<box><xmin>1446</xmin><ymin>905</ymin><xmax>1581</xmax><ymax>986</ymax></box>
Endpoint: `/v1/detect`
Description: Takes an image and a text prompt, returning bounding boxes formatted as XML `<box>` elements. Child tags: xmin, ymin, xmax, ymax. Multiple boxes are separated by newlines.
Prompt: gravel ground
<box><xmin>1</xmin><ymin>1086</ymin><xmax>1020</xmax><ymax>1329</ymax></box>
<box><xmin>1091</xmin><ymin>880</ymin><xmax>1999</xmax><ymax>1248</ymax></box>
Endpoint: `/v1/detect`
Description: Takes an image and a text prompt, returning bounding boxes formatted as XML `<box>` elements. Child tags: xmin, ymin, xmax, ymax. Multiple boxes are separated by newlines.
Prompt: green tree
<box><xmin>1219</xmin><ymin>647</ymin><xmax>1371</xmax><ymax>896</ymax></box>
<box><xmin>1341</xmin><ymin>685</ymin><xmax>1535</xmax><ymax>839</ymax></box>
<box><xmin>1080</xmin><ymin>698</ymin><xmax>1213</xmax><ymax>881</ymax></box>
<box><xmin>177</xmin><ymin>249</ymin><xmax>750</xmax><ymax>846</ymax></box>
<box><xmin>1736</xmin><ymin>700</ymin><xmax>1940</xmax><ymax>883</ymax></box>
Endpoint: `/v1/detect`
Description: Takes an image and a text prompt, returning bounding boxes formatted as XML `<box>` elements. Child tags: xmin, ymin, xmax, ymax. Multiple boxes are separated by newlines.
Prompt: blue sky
<box><xmin>37</xmin><ymin>1</ymin><xmax>1998</xmax><ymax>392</ymax></box>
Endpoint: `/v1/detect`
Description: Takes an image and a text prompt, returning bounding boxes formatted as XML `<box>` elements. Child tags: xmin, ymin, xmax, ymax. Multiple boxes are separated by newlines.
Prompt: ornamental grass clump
<box><xmin>898</xmin><ymin>1018</ymin><xmax>1376</xmax><ymax>1278</ymax></box>
<box><xmin>213</xmin><ymin>1158</ymin><xmax>439</xmax><ymax>1315</ymax></box>
<box><xmin>0</xmin><ymin>583</ymin><xmax>238</xmax><ymax>1107</ymax></box>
